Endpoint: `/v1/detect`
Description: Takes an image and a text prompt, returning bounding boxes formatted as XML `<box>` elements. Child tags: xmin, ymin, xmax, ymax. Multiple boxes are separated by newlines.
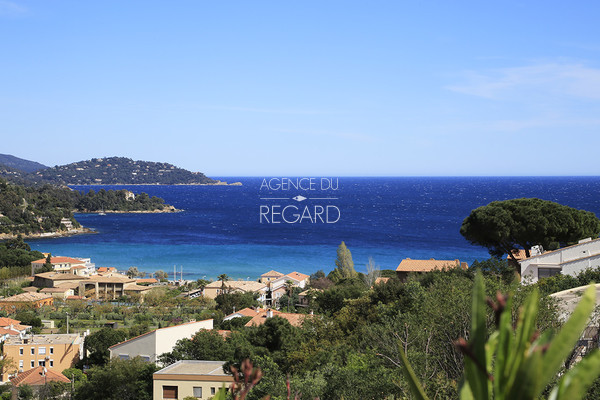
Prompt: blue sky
<box><xmin>1</xmin><ymin>1</ymin><xmax>600</xmax><ymax>176</ymax></box>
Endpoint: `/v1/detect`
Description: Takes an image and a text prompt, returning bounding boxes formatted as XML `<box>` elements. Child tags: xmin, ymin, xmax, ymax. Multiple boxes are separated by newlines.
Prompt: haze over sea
<box><xmin>28</xmin><ymin>177</ymin><xmax>600</xmax><ymax>280</ymax></box>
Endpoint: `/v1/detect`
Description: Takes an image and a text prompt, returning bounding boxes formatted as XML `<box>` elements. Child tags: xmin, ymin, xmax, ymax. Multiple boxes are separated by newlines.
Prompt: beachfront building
<box><xmin>1</xmin><ymin>334</ymin><xmax>83</xmax><ymax>382</ymax></box>
<box><xmin>520</xmin><ymin>238</ymin><xmax>600</xmax><ymax>284</ymax></box>
<box><xmin>395</xmin><ymin>258</ymin><xmax>469</xmax><ymax>281</ymax></box>
<box><xmin>0</xmin><ymin>293</ymin><xmax>53</xmax><ymax>313</ymax></box>
<box><xmin>30</xmin><ymin>256</ymin><xmax>95</xmax><ymax>276</ymax></box>
<box><xmin>109</xmin><ymin>319</ymin><xmax>213</xmax><ymax>364</ymax></box>
<box><xmin>33</xmin><ymin>272</ymin><xmax>88</xmax><ymax>290</ymax></box>
<box><xmin>78</xmin><ymin>273</ymin><xmax>142</xmax><ymax>300</ymax></box>
<box><xmin>270</xmin><ymin>272</ymin><xmax>310</xmax><ymax>290</ymax></box>
<box><xmin>203</xmin><ymin>280</ymin><xmax>267</xmax><ymax>300</ymax></box>
<box><xmin>259</xmin><ymin>270</ymin><xmax>284</xmax><ymax>284</ymax></box>
<box><xmin>152</xmin><ymin>360</ymin><xmax>233</xmax><ymax>400</ymax></box>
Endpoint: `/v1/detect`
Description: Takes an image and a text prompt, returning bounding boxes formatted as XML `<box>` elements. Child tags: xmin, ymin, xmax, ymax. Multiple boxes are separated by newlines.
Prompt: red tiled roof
<box><xmin>11</xmin><ymin>366</ymin><xmax>70</xmax><ymax>387</ymax></box>
<box><xmin>0</xmin><ymin>317</ymin><xmax>21</xmax><ymax>327</ymax></box>
<box><xmin>285</xmin><ymin>272</ymin><xmax>310</xmax><ymax>281</ymax></box>
<box><xmin>224</xmin><ymin>307</ymin><xmax>265</xmax><ymax>319</ymax></box>
<box><xmin>136</xmin><ymin>278</ymin><xmax>158</xmax><ymax>284</ymax></box>
<box><xmin>66</xmin><ymin>296</ymin><xmax>84</xmax><ymax>300</ymax></box>
<box><xmin>244</xmin><ymin>309</ymin><xmax>307</xmax><ymax>327</ymax></box>
<box><xmin>261</xmin><ymin>270</ymin><xmax>283</xmax><ymax>278</ymax></box>
<box><xmin>32</xmin><ymin>257</ymin><xmax>85</xmax><ymax>265</ymax></box>
<box><xmin>217</xmin><ymin>330</ymin><xmax>231</xmax><ymax>338</ymax></box>
<box><xmin>0</xmin><ymin>292</ymin><xmax>53</xmax><ymax>303</ymax></box>
<box><xmin>396</xmin><ymin>258</ymin><xmax>467</xmax><ymax>273</ymax></box>
<box><xmin>507</xmin><ymin>249</ymin><xmax>528</xmax><ymax>261</ymax></box>
<box><xmin>0</xmin><ymin>327</ymin><xmax>19</xmax><ymax>336</ymax></box>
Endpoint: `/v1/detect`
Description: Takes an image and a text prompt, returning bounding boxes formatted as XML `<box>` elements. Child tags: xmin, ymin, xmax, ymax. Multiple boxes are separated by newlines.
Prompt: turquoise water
<box><xmin>28</xmin><ymin>177</ymin><xmax>600</xmax><ymax>280</ymax></box>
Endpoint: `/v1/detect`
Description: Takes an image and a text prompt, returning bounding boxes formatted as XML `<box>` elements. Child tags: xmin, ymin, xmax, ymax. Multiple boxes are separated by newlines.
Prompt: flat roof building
<box><xmin>153</xmin><ymin>360</ymin><xmax>233</xmax><ymax>400</ymax></box>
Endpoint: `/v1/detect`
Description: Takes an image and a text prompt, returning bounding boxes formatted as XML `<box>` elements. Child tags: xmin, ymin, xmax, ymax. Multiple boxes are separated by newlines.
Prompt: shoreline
<box><xmin>75</xmin><ymin>207</ymin><xmax>184</xmax><ymax>214</ymax></box>
<box><xmin>67</xmin><ymin>180</ymin><xmax>242</xmax><ymax>186</ymax></box>
<box><xmin>0</xmin><ymin>227</ymin><xmax>97</xmax><ymax>241</ymax></box>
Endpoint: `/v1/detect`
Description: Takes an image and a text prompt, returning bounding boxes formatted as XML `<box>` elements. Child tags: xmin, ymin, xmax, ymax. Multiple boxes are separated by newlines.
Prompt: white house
<box><xmin>520</xmin><ymin>238</ymin><xmax>600</xmax><ymax>284</ymax></box>
<box><xmin>108</xmin><ymin>319</ymin><xmax>213</xmax><ymax>364</ymax></box>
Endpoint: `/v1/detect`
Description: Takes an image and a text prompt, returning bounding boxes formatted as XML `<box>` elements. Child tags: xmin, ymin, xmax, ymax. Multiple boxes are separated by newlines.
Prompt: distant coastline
<box><xmin>68</xmin><ymin>181</ymin><xmax>242</xmax><ymax>186</ymax></box>
<box><xmin>0</xmin><ymin>227</ymin><xmax>96</xmax><ymax>241</ymax></box>
<box><xmin>75</xmin><ymin>207</ymin><xmax>183</xmax><ymax>214</ymax></box>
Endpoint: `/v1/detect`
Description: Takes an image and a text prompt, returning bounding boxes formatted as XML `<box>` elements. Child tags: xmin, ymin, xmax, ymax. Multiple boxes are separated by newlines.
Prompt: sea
<box><xmin>27</xmin><ymin>177</ymin><xmax>600</xmax><ymax>280</ymax></box>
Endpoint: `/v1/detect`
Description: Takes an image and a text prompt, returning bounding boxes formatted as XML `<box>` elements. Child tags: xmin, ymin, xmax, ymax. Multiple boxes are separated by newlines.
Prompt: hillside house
<box><xmin>396</xmin><ymin>258</ymin><xmax>468</xmax><ymax>281</ymax></box>
<box><xmin>520</xmin><ymin>238</ymin><xmax>600</xmax><ymax>284</ymax></box>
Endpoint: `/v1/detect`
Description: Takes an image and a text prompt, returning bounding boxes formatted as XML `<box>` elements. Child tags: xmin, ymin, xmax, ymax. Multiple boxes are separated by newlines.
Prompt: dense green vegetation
<box><xmin>0</xmin><ymin>236</ymin><xmax>44</xmax><ymax>267</ymax></box>
<box><xmin>73</xmin><ymin>188</ymin><xmax>168</xmax><ymax>212</ymax></box>
<box><xmin>154</xmin><ymin>268</ymin><xmax>561</xmax><ymax>400</ymax></box>
<box><xmin>0</xmin><ymin>178</ymin><xmax>172</xmax><ymax>235</ymax></box>
<box><xmin>460</xmin><ymin>198</ymin><xmax>600</xmax><ymax>260</ymax></box>
<box><xmin>3</xmin><ymin>258</ymin><xmax>600</xmax><ymax>399</ymax></box>
<box><xmin>31</xmin><ymin>156</ymin><xmax>216</xmax><ymax>185</ymax></box>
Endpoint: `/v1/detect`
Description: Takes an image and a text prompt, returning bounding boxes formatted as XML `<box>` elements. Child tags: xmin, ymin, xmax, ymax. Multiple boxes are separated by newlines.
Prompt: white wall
<box><xmin>109</xmin><ymin>319</ymin><xmax>213</xmax><ymax>363</ymax></box>
<box><xmin>155</xmin><ymin>319</ymin><xmax>213</xmax><ymax>360</ymax></box>
<box><xmin>521</xmin><ymin>239</ymin><xmax>600</xmax><ymax>283</ymax></box>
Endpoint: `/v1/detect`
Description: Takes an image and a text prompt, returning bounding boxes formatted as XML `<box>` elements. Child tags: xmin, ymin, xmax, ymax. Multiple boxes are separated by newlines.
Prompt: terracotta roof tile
<box><xmin>261</xmin><ymin>270</ymin><xmax>283</xmax><ymax>278</ymax></box>
<box><xmin>11</xmin><ymin>366</ymin><xmax>70</xmax><ymax>387</ymax></box>
<box><xmin>507</xmin><ymin>249</ymin><xmax>528</xmax><ymax>261</ymax></box>
<box><xmin>0</xmin><ymin>327</ymin><xmax>19</xmax><ymax>335</ymax></box>
<box><xmin>32</xmin><ymin>257</ymin><xmax>85</xmax><ymax>265</ymax></box>
<box><xmin>136</xmin><ymin>278</ymin><xmax>158</xmax><ymax>284</ymax></box>
<box><xmin>285</xmin><ymin>272</ymin><xmax>310</xmax><ymax>281</ymax></box>
<box><xmin>396</xmin><ymin>258</ymin><xmax>467</xmax><ymax>273</ymax></box>
<box><xmin>224</xmin><ymin>307</ymin><xmax>265</xmax><ymax>319</ymax></box>
<box><xmin>0</xmin><ymin>317</ymin><xmax>21</xmax><ymax>326</ymax></box>
<box><xmin>244</xmin><ymin>309</ymin><xmax>307</xmax><ymax>327</ymax></box>
<box><xmin>374</xmin><ymin>277</ymin><xmax>390</xmax><ymax>285</ymax></box>
<box><xmin>0</xmin><ymin>292</ymin><xmax>53</xmax><ymax>302</ymax></box>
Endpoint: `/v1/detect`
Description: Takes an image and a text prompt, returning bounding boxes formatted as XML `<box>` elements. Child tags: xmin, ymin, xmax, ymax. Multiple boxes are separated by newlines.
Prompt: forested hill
<box><xmin>31</xmin><ymin>157</ymin><xmax>217</xmax><ymax>185</ymax></box>
<box><xmin>0</xmin><ymin>178</ymin><xmax>175</xmax><ymax>237</ymax></box>
<box><xmin>0</xmin><ymin>154</ymin><xmax>47</xmax><ymax>173</ymax></box>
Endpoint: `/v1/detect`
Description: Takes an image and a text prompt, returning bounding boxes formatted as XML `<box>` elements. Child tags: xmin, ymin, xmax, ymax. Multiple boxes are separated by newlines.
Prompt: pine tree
<box><xmin>329</xmin><ymin>241</ymin><xmax>357</xmax><ymax>282</ymax></box>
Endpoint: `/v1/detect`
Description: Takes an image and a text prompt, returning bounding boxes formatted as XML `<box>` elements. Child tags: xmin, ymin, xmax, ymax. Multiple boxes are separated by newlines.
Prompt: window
<box><xmin>19</xmin><ymin>348</ymin><xmax>23</xmax><ymax>355</ymax></box>
<box><xmin>162</xmin><ymin>386</ymin><xmax>178</xmax><ymax>399</ymax></box>
<box><xmin>119</xmin><ymin>354</ymin><xmax>129</xmax><ymax>360</ymax></box>
<box><xmin>18</xmin><ymin>360</ymin><xmax>23</xmax><ymax>368</ymax></box>
<box><xmin>30</xmin><ymin>361</ymin><xmax>34</xmax><ymax>368</ymax></box>
<box><xmin>538</xmin><ymin>268</ymin><xmax>561</xmax><ymax>279</ymax></box>
<box><xmin>211</xmin><ymin>387</ymin><xmax>216</xmax><ymax>395</ymax></box>
<box><xmin>141</xmin><ymin>356</ymin><xmax>150</xmax><ymax>362</ymax></box>
<box><xmin>30</xmin><ymin>348</ymin><xmax>35</xmax><ymax>355</ymax></box>
<box><xmin>38</xmin><ymin>360</ymin><xmax>45</xmax><ymax>367</ymax></box>
<box><xmin>39</xmin><ymin>347</ymin><xmax>46</xmax><ymax>355</ymax></box>
<box><xmin>50</xmin><ymin>347</ymin><xmax>54</xmax><ymax>354</ymax></box>
<box><xmin>49</xmin><ymin>360</ymin><xmax>54</xmax><ymax>367</ymax></box>
<box><xmin>193</xmin><ymin>387</ymin><xmax>202</xmax><ymax>398</ymax></box>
